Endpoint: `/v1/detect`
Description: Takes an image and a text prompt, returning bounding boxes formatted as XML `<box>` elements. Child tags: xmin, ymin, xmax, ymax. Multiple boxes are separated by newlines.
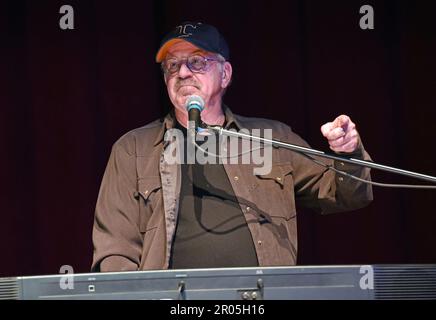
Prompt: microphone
<box><xmin>185</xmin><ymin>95</ymin><xmax>205</xmax><ymax>131</ymax></box>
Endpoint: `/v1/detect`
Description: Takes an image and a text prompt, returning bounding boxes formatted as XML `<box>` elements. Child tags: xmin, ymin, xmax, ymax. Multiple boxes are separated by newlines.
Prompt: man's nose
<box><xmin>177</xmin><ymin>62</ymin><xmax>193</xmax><ymax>78</ymax></box>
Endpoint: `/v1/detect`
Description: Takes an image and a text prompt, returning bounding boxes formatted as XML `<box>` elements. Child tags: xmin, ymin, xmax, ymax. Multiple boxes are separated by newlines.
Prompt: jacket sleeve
<box><xmin>287</xmin><ymin>128</ymin><xmax>373</xmax><ymax>214</ymax></box>
<box><xmin>91</xmin><ymin>138</ymin><xmax>142</xmax><ymax>272</ymax></box>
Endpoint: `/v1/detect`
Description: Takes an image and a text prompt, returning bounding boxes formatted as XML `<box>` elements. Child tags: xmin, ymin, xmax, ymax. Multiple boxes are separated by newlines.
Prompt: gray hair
<box><xmin>215</xmin><ymin>54</ymin><xmax>232</xmax><ymax>97</ymax></box>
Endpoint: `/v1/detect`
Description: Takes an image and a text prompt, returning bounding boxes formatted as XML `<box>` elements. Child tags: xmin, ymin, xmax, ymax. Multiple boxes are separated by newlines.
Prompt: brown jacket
<box><xmin>91</xmin><ymin>107</ymin><xmax>373</xmax><ymax>272</ymax></box>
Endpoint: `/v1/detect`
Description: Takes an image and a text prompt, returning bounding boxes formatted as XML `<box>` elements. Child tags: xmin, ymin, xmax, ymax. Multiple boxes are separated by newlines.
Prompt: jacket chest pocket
<box><xmin>254</xmin><ymin>163</ymin><xmax>296</xmax><ymax>219</ymax></box>
<box><xmin>136</xmin><ymin>176</ymin><xmax>162</xmax><ymax>232</ymax></box>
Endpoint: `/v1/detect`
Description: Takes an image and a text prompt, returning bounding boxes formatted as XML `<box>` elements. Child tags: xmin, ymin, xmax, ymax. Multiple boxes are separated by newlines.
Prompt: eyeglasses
<box><xmin>161</xmin><ymin>55</ymin><xmax>223</xmax><ymax>75</ymax></box>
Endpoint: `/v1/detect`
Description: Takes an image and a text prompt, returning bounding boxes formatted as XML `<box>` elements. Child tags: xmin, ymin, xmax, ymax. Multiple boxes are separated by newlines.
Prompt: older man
<box><xmin>91</xmin><ymin>22</ymin><xmax>373</xmax><ymax>272</ymax></box>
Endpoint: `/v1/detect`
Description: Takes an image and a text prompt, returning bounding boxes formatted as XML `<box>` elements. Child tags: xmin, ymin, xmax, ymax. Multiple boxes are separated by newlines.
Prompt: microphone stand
<box><xmin>207</xmin><ymin>126</ymin><xmax>436</xmax><ymax>184</ymax></box>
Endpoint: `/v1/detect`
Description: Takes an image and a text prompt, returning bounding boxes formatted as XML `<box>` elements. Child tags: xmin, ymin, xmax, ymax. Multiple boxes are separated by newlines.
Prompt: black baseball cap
<box><xmin>155</xmin><ymin>22</ymin><xmax>230</xmax><ymax>63</ymax></box>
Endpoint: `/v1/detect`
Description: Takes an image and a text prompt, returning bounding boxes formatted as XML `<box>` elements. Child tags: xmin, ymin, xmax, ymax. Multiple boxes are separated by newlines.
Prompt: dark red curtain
<box><xmin>1</xmin><ymin>0</ymin><xmax>435</xmax><ymax>276</ymax></box>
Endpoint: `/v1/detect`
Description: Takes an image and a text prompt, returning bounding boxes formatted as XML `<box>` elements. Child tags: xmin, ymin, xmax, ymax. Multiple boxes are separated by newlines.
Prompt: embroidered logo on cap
<box><xmin>175</xmin><ymin>22</ymin><xmax>202</xmax><ymax>38</ymax></box>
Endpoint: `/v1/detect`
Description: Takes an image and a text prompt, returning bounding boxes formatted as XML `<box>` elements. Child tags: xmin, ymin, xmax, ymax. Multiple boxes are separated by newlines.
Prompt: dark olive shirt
<box><xmin>170</xmin><ymin>123</ymin><xmax>258</xmax><ymax>268</ymax></box>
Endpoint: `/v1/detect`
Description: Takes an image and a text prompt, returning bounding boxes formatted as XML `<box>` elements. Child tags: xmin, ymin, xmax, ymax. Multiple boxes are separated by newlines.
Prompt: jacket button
<box><xmin>234</xmin><ymin>176</ymin><xmax>239</xmax><ymax>181</ymax></box>
<box><xmin>144</xmin><ymin>190</ymin><xmax>149</xmax><ymax>194</ymax></box>
<box><xmin>276</xmin><ymin>177</ymin><xmax>282</xmax><ymax>181</ymax></box>
<box><xmin>246</xmin><ymin>206</ymin><xmax>251</xmax><ymax>212</ymax></box>
<box><xmin>340</xmin><ymin>162</ymin><xmax>345</xmax><ymax>166</ymax></box>
<box><xmin>338</xmin><ymin>177</ymin><xmax>344</xmax><ymax>182</ymax></box>
<box><xmin>257</xmin><ymin>240</ymin><xmax>262</xmax><ymax>245</ymax></box>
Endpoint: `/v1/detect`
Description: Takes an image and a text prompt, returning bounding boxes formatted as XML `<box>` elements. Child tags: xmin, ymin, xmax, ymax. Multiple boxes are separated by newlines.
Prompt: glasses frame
<box><xmin>161</xmin><ymin>54</ymin><xmax>223</xmax><ymax>75</ymax></box>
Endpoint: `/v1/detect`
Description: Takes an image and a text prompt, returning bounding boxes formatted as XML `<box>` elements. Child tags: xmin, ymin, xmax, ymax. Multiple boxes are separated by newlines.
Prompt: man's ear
<box><xmin>221</xmin><ymin>62</ymin><xmax>232</xmax><ymax>88</ymax></box>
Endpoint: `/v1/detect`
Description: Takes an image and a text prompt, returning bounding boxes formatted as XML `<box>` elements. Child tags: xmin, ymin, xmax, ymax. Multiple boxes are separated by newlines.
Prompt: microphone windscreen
<box><xmin>185</xmin><ymin>95</ymin><xmax>205</xmax><ymax>111</ymax></box>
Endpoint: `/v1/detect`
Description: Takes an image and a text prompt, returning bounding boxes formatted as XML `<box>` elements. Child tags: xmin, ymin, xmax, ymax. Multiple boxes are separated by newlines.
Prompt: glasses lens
<box><xmin>163</xmin><ymin>59</ymin><xmax>179</xmax><ymax>74</ymax></box>
<box><xmin>187</xmin><ymin>56</ymin><xmax>207</xmax><ymax>72</ymax></box>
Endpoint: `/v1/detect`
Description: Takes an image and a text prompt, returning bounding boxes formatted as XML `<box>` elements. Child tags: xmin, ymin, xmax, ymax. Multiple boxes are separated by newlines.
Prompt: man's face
<box><xmin>163</xmin><ymin>41</ymin><xmax>229</xmax><ymax>114</ymax></box>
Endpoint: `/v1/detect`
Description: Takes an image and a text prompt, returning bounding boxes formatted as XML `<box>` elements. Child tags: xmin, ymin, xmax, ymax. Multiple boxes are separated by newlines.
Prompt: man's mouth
<box><xmin>176</xmin><ymin>80</ymin><xmax>200</xmax><ymax>90</ymax></box>
<box><xmin>177</xmin><ymin>86</ymin><xmax>199</xmax><ymax>95</ymax></box>
<box><xmin>177</xmin><ymin>84</ymin><xmax>197</xmax><ymax>90</ymax></box>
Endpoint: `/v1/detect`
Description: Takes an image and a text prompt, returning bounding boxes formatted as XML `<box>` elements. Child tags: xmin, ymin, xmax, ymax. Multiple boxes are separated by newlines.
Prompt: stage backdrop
<box><xmin>1</xmin><ymin>0</ymin><xmax>435</xmax><ymax>276</ymax></box>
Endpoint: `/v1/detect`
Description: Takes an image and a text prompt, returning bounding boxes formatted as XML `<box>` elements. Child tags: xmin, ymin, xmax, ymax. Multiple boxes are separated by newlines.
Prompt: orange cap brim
<box><xmin>155</xmin><ymin>39</ymin><xmax>188</xmax><ymax>63</ymax></box>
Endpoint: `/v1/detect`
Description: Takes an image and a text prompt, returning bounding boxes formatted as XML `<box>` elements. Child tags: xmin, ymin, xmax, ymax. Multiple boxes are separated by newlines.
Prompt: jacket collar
<box><xmin>153</xmin><ymin>105</ymin><xmax>242</xmax><ymax>146</ymax></box>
